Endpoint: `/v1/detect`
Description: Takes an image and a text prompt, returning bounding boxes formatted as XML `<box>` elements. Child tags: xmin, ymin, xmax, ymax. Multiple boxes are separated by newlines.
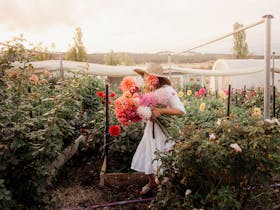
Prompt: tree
<box><xmin>104</xmin><ymin>50</ymin><xmax>122</xmax><ymax>65</ymax></box>
<box><xmin>122</xmin><ymin>53</ymin><xmax>135</xmax><ymax>66</ymax></box>
<box><xmin>233</xmin><ymin>22</ymin><xmax>249</xmax><ymax>59</ymax></box>
<box><xmin>32</xmin><ymin>42</ymin><xmax>52</xmax><ymax>61</ymax></box>
<box><xmin>66</xmin><ymin>27</ymin><xmax>88</xmax><ymax>61</ymax></box>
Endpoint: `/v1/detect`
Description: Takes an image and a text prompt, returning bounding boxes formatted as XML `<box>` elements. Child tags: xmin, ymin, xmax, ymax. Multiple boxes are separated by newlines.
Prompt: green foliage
<box><xmin>0</xmin><ymin>41</ymin><xmax>105</xmax><ymax>208</ymax></box>
<box><xmin>66</xmin><ymin>27</ymin><xmax>88</xmax><ymax>61</ymax></box>
<box><xmin>108</xmin><ymin>122</ymin><xmax>144</xmax><ymax>172</ymax></box>
<box><xmin>233</xmin><ymin>22</ymin><xmax>249</xmax><ymax>59</ymax></box>
<box><xmin>152</xmin><ymin>115</ymin><xmax>280</xmax><ymax>209</ymax></box>
<box><xmin>0</xmin><ymin>179</ymin><xmax>14</xmax><ymax>209</ymax></box>
<box><xmin>31</xmin><ymin>42</ymin><xmax>52</xmax><ymax>61</ymax></box>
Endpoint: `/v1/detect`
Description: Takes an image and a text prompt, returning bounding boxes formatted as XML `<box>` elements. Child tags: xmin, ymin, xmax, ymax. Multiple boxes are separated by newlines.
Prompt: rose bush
<box><xmin>0</xmin><ymin>40</ymin><xmax>109</xmax><ymax>208</ymax></box>
<box><xmin>152</xmin><ymin>114</ymin><xmax>280</xmax><ymax>209</ymax></box>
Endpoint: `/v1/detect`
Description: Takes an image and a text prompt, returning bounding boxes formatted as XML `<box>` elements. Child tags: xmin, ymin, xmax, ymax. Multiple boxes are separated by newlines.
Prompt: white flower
<box><xmin>216</xmin><ymin>119</ymin><xmax>222</xmax><ymax>126</ymax></box>
<box><xmin>137</xmin><ymin>106</ymin><xmax>152</xmax><ymax>120</ymax></box>
<box><xmin>209</xmin><ymin>133</ymin><xmax>216</xmax><ymax>140</ymax></box>
<box><xmin>185</xmin><ymin>189</ymin><xmax>192</xmax><ymax>197</ymax></box>
<box><xmin>230</xmin><ymin>143</ymin><xmax>242</xmax><ymax>153</ymax></box>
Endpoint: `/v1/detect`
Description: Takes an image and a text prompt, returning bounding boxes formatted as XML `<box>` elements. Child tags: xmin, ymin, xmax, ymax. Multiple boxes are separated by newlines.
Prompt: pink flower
<box><xmin>44</xmin><ymin>70</ymin><xmax>50</xmax><ymax>77</ymax></box>
<box><xmin>230</xmin><ymin>143</ymin><xmax>242</xmax><ymax>153</ymax></box>
<box><xmin>194</xmin><ymin>91</ymin><xmax>200</xmax><ymax>97</ymax></box>
<box><xmin>224</xmin><ymin>90</ymin><xmax>229</xmax><ymax>96</ymax></box>
<box><xmin>139</xmin><ymin>92</ymin><xmax>158</xmax><ymax>107</ymax></box>
<box><xmin>198</xmin><ymin>88</ymin><xmax>207</xmax><ymax>96</ymax></box>
<box><xmin>29</xmin><ymin>74</ymin><xmax>39</xmax><ymax>83</ymax></box>
<box><xmin>41</xmin><ymin>78</ymin><xmax>48</xmax><ymax>84</ymax></box>
<box><xmin>155</xmin><ymin>88</ymin><xmax>169</xmax><ymax>105</ymax></box>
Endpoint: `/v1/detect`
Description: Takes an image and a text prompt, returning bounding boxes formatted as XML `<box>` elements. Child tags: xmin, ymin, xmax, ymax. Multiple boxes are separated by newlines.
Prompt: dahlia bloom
<box><xmin>109</xmin><ymin>125</ymin><xmax>121</xmax><ymax>137</ymax></box>
<box><xmin>137</xmin><ymin>106</ymin><xmax>152</xmax><ymax>120</ymax></box>
<box><xmin>120</xmin><ymin>76</ymin><xmax>139</xmax><ymax>93</ymax></box>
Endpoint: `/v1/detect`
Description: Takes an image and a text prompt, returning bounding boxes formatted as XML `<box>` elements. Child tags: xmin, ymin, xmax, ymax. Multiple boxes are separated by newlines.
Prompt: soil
<box><xmin>46</xmin><ymin>152</ymin><xmax>156</xmax><ymax>210</ymax></box>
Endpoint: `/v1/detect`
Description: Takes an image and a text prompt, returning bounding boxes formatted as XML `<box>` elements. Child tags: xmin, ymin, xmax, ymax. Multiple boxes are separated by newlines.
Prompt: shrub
<box><xmin>0</xmin><ymin>67</ymin><xmax>84</xmax><ymax>207</ymax></box>
<box><xmin>152</xmin><ymin>116</ymin><xmax>280</xmax><ymax>209</ymax></box>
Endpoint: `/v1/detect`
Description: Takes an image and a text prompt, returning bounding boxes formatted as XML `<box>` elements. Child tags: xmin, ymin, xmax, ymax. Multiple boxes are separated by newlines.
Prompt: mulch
<box><xmin>47</xmin><ymin>152</ymin><xmax>155</xmax><ymax>210</ymax></box>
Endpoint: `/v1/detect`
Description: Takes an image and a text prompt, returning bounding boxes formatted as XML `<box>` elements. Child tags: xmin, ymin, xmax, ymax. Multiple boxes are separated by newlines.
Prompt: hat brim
<box><xmin>134</xmin><ymin>68</ymin><xmax>148</xmax><ymax>77</ymax></box>
<box><xmin>134</xmin><ymin>68</ymin><xmax>171</xmax><ymax>84</ymax></box>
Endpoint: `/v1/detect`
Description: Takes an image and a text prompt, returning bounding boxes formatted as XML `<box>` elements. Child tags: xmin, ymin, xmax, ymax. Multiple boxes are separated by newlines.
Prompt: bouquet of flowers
<box><xmin>114</xmin><ymin>75</ymin><xmax>181</xmax><ymax>140</ymax></box>
<box><xmin>136</xmin><ymin>88</ymin><xmax>179</xmax><ymax>139</ymax></box>
<box><xmin>114</xmin><ymin>77</ymin><xmax>142</xmax><ymax>126</ymax></box>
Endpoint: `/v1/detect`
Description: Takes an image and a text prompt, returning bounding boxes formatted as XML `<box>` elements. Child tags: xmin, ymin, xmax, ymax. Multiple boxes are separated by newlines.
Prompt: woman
<box><xmin>131</xmin><ymin>63</ymin><xmax>186</xmax><ymax>195</ymax></box>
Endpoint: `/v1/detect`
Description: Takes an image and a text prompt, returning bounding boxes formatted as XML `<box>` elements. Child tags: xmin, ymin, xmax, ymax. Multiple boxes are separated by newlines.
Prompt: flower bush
<box><xmin>0</xmin><ymin>66</ymin><xmax>85</xmax><ymax>208</ymax></box>
<box><xmin>0</xmin><ymin>40</ymin><xmax>109</xmax><ymax>208</ymax></box>
<box><xmin>152</xmin><ymin>115</ymin><xmax>280</xmax><ymax>209</ymax></box>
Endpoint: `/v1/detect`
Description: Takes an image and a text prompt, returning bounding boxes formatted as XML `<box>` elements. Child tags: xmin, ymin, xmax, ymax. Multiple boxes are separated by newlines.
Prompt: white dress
<box><xmin>131</xmin><ymin>85</ymin><xmax>186</xmax><ymax>174</ymax></box>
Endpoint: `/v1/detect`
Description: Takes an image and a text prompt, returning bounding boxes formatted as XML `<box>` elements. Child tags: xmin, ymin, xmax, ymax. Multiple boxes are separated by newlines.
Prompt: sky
<box><xmin>0</xmin><ymin>0</ymin><xmax>279</xmax><ymax>55</ymax></box>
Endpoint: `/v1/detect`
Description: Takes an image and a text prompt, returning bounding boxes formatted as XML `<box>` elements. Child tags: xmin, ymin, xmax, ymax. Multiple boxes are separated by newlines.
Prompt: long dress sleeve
<box><xmin>164</xmin><ymin>86</ymin><xmax>186</xmax><ymax>113</ymax></box>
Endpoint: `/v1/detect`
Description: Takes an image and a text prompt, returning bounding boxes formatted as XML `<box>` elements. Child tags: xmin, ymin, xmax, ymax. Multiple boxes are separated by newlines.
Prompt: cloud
<box><xmin>0</xmin><ymin>0</ymin><xmax>89</xmax><ymax>30</ymax></box>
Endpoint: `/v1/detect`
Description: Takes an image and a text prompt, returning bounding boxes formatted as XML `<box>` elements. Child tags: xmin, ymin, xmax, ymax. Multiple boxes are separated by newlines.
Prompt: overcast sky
<box><xmin>0</xmin><ymin>0</ymin><xmax>279</xmax><ymax>54</ymax></box>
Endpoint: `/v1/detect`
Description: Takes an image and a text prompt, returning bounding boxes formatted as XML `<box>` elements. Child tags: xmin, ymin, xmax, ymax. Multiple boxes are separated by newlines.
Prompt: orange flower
<box><xmin>123</xmin><ymin>91</ymin><xmax>132</xmax><ymax>98</ymax></box>
<box><xmin>120</xmin><ymin>77</ymin><xmax>138</xmax><ymax>93</ymax></box>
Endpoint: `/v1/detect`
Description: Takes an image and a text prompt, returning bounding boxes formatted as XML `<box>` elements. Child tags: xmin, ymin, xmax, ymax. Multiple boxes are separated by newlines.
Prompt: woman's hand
<box><xmin>151</xmin><ymin>107</ymin><xmax>162</xmax><ymax>120</ymax></box>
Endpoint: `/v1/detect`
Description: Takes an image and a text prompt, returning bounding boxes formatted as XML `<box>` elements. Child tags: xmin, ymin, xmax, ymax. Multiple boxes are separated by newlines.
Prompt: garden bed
<box><xmin>47</xmin><ymin>151</ymin><xmax>155</xmax><ymax>210</ymax></box>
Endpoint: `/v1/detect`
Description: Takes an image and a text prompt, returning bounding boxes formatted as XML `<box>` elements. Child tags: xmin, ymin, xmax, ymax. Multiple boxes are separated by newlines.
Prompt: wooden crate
<box><xmin>99</xmin><ymin>156</ymin><xmax>148</xmax><ymax>187</ymax></box>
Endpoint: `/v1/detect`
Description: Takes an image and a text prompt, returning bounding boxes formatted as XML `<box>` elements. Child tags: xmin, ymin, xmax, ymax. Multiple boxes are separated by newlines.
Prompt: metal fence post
<box><xmin>263</xmin><ymin>14</ymin><xmax>273</xmax><ymax>119</ymax></box>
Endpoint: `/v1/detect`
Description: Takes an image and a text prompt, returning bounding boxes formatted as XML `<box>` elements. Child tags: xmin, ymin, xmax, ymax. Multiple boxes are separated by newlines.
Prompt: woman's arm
<box><xmin>151</xmin><ymin>107</ymin><xmax>184</xmax><ymax>119</ymax></box>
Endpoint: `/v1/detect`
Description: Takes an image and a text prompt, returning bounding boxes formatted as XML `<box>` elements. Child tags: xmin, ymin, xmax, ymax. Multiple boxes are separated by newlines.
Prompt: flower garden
<box><xmin>1</xmin><ymin>45</ymin><xmax>280</xmax><ymax>209</ymax></box>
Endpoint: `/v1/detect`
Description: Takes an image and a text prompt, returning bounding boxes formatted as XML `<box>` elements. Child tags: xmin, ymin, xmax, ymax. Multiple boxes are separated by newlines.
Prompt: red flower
<box><xmin>96</xmin><ymin>91</ymin><xmax>106</xmax><ymax>98</ymax></box>
<box><xmin>103</xmin><ymin>97</ymin><xmax>112</xmax><ymax>104</ymax></box>
<box><xmin>109</xmin><ymin>92</ymin><xmax>116</xmax><ymax>98</ymax></box>
<box><xmin>109</xmin><ymin>125</ymin><xmax>121</xmax><ymax>137</ymax></box>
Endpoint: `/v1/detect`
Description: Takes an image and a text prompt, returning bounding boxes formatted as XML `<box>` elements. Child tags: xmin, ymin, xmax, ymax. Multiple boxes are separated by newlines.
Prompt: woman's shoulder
<box><xmin>157</xmin><ymin>85</ymin><xmax>176</xmax><ymax>95</ymax></box>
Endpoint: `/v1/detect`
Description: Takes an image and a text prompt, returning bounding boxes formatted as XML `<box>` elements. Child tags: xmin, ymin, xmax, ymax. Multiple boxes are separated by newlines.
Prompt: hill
<box><xmin>52</xmin><ymin>52</ymin><xmax>264</xmax><ymax>64</ymax></box>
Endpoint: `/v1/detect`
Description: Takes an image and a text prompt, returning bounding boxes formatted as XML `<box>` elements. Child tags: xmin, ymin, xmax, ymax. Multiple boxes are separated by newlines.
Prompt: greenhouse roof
<box><xmin>11</xmin><ymin>59</ymin><xmax>280</xmax><ymax>77</ymax></box>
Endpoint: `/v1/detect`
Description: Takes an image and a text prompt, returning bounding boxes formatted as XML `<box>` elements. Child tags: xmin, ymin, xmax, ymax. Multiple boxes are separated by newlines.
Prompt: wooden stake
<box><xmin>227</xmin><ymin>85</ymin><xmax>231</xmax><ymax>117</ymax></box>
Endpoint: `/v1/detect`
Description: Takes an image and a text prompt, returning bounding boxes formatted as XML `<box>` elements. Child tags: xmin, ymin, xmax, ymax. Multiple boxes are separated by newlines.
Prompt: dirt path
<box><xmin>47</xmin><ymin>154</ymin><xmax>155</xmax><ymax>210</ymax></box>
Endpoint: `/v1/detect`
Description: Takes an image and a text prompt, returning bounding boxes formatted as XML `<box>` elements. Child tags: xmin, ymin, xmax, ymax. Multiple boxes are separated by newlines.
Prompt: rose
<box><xmin>198</xmin><ymin>88</ymin><xmax>207</xmax><ymax>96</ymax></box>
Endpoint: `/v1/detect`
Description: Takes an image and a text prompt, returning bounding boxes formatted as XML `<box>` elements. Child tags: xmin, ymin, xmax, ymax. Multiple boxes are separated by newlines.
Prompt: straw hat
<box><xmin>134</xmin><ymin>63</ymin><xmax>171</xmax><ymax>84</ymax></box>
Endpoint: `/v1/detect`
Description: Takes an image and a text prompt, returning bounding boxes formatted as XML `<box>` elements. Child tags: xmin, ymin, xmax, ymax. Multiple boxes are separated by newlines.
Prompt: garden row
<box><xmin>1</xmin><ymin>43</ymin><xmax>280</xmax><ymax>209</ymax></box>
